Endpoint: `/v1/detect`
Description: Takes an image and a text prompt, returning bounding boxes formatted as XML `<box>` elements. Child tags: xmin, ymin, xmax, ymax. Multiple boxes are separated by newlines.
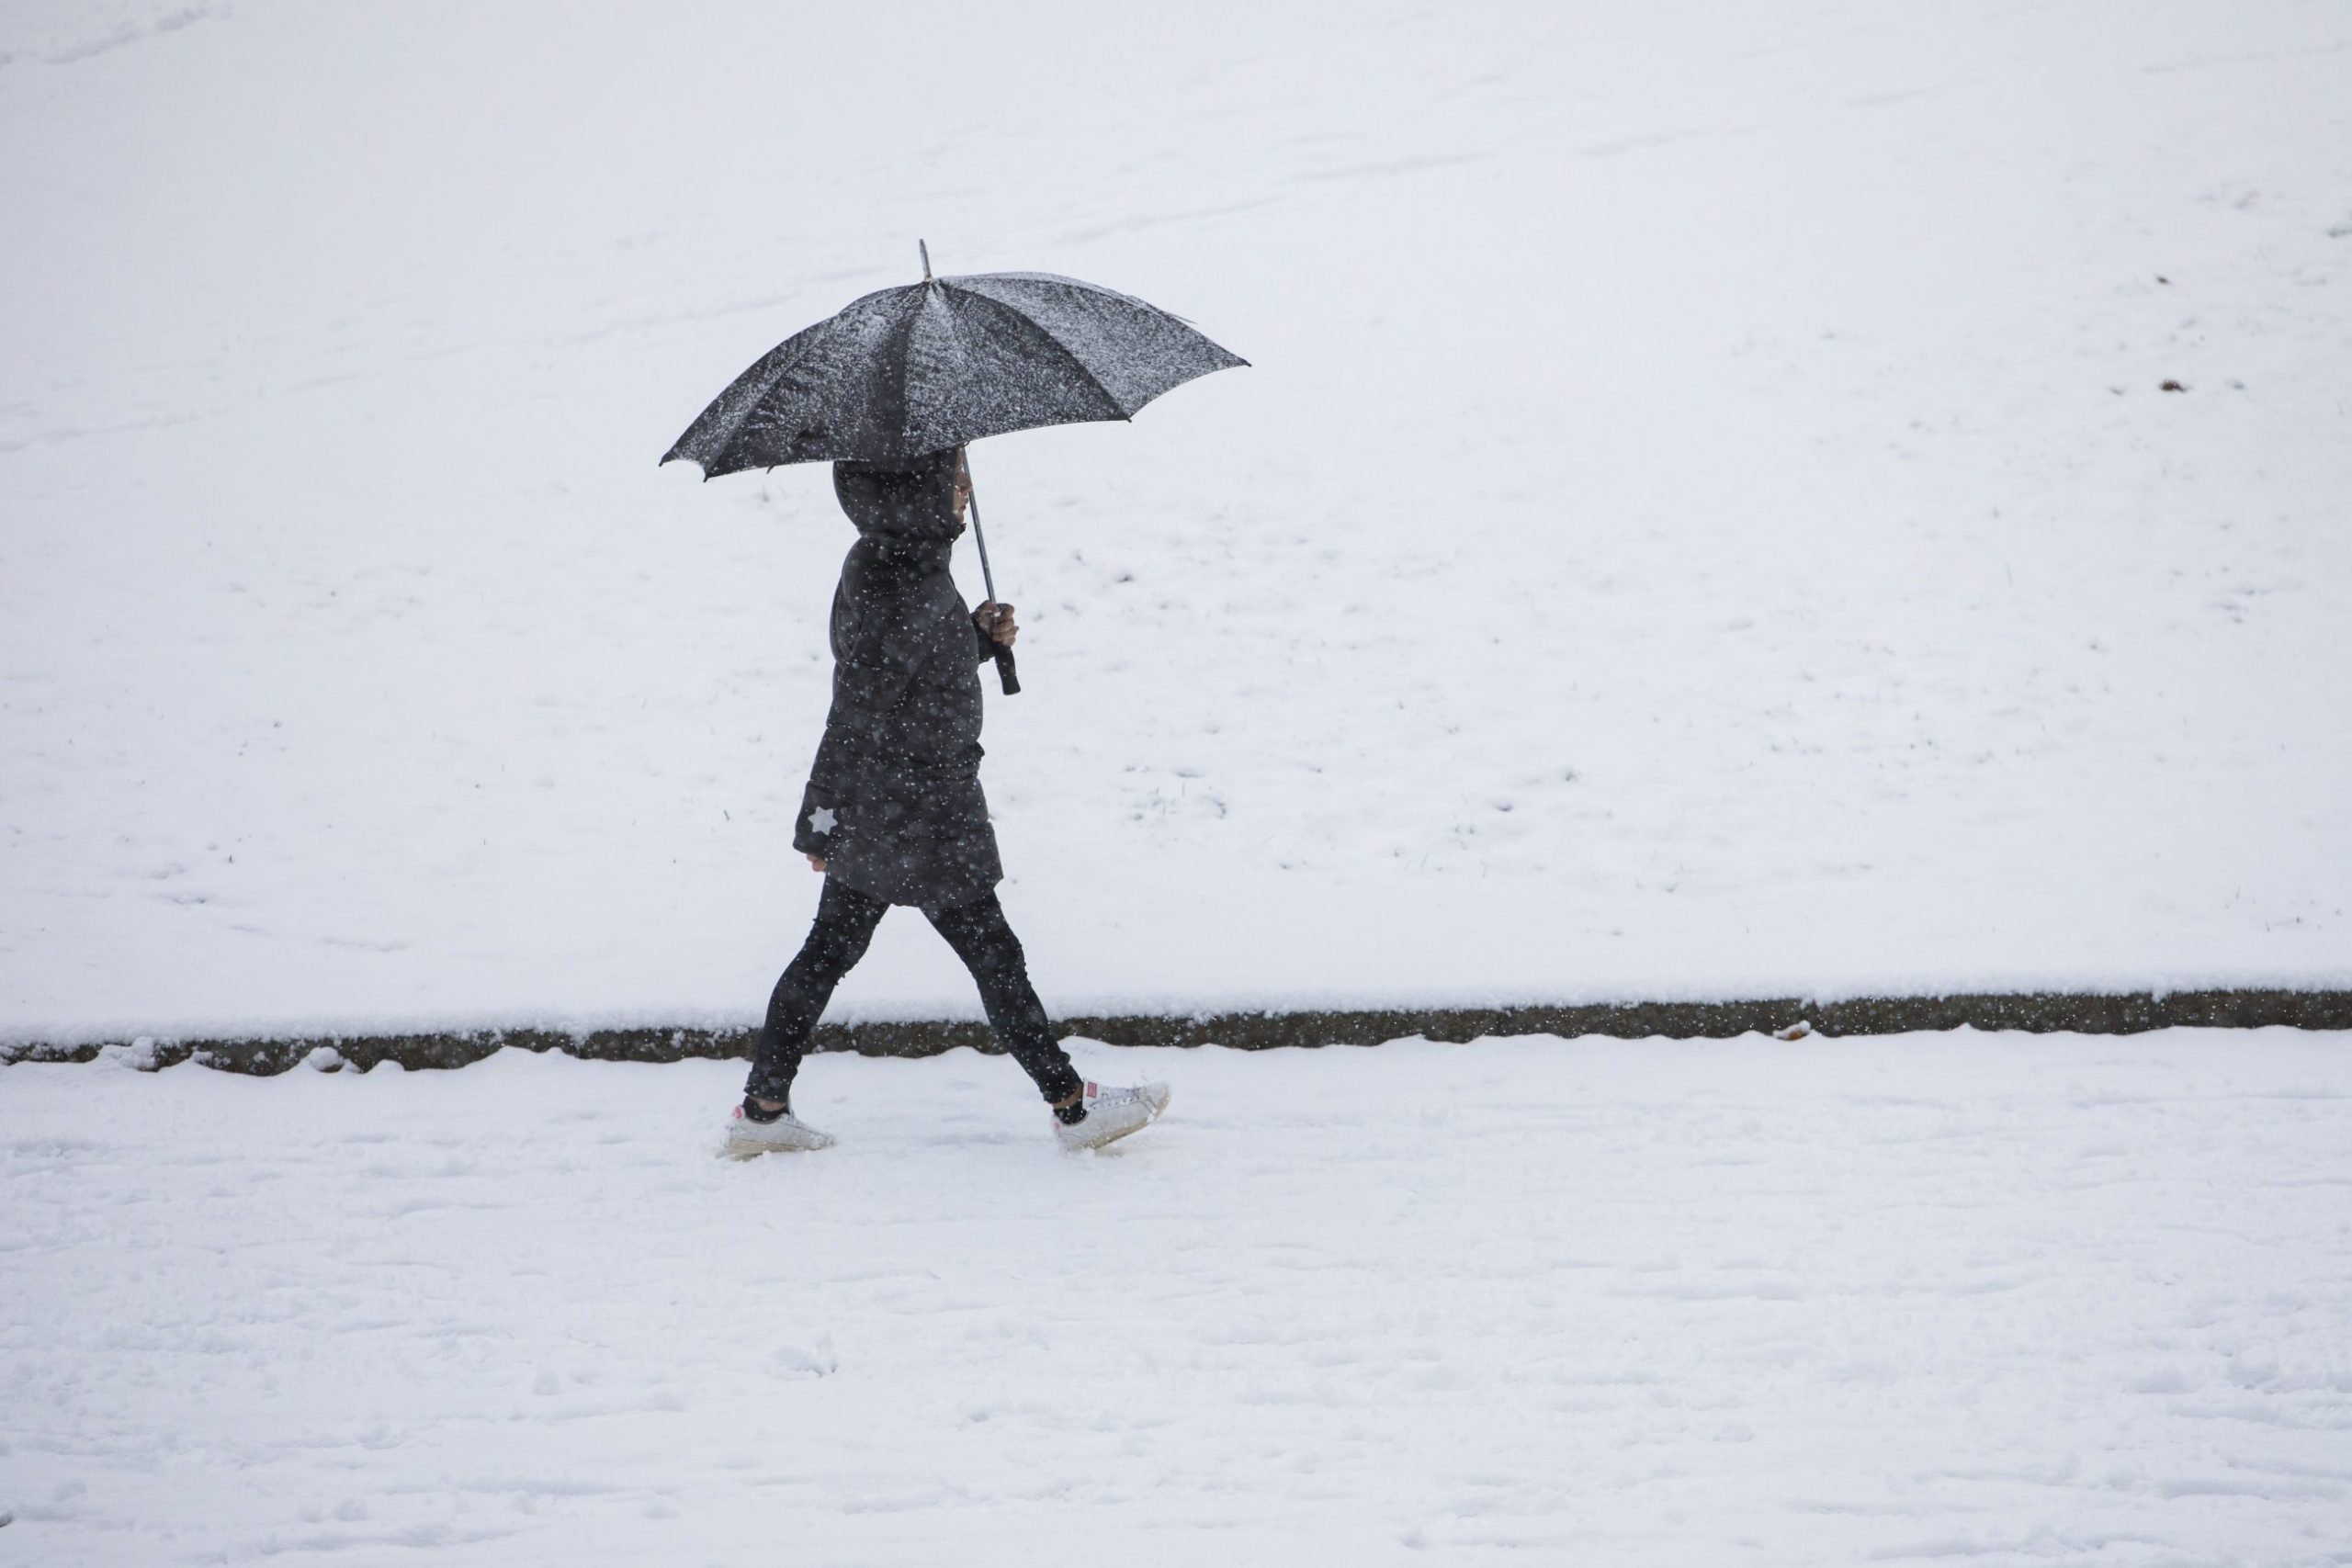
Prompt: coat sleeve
<box><xmin>797</xmin><ymin>659</ymin><xmax>919</xmax><ymax>856</ymax></box>
<box><xmin>796</xmin><ymin>576</ymin><xmax>923</xmax><ymax>857</ymax></box>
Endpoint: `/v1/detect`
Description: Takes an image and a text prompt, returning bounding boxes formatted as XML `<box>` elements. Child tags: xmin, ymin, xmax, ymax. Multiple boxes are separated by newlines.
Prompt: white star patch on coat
<box><xmin>807</xmin><ymin>805</ymin><xmax>838</xmax><ymax>835</ymax></box>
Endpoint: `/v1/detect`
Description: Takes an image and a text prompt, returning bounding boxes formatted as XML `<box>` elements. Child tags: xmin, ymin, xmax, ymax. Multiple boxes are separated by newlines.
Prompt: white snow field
<box><xmin>6</xmin><ymin>1032</ymin><xmax>2352</xmax><ymax>1565</ymax></box>
<box><xmin>4</xmin><ymin>1</ymin><xmax>2350</xmax><ymax>1040</ymax></box>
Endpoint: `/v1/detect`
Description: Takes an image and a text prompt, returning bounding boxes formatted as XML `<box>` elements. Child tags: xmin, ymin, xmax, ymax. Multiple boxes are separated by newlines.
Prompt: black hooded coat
<box><xmin>792</xmin><ymin>446</ymin><xmax>1005</xmax><ymax>910</ymax></box>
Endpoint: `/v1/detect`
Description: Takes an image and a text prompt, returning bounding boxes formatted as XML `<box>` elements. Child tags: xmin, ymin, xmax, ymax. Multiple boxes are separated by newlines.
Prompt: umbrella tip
<box><xmin>919</xmin><ymin>238</ymin><xmax>933</xmax><ymax>281</ymax></box>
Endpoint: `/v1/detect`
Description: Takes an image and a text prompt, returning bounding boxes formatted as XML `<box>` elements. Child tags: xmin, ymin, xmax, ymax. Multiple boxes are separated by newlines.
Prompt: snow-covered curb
<box><xmin>6</xmin><ymin>987</ymin><xmax>2348</xmax><ymax>1076</ymax></box>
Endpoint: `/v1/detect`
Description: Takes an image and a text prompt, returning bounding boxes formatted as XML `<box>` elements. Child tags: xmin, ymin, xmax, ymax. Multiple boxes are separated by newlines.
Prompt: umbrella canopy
<box><xmin>662</xmin><ymin>267</ymin><xmax>1247</xmax><ymax>477</ymax></box>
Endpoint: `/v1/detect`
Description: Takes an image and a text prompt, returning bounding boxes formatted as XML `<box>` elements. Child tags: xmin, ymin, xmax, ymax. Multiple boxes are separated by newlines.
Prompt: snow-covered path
<box><xmin>6</xmin><ymin>1032</ymin><xmax>2349</xmax><ymax>1565</ymax></box>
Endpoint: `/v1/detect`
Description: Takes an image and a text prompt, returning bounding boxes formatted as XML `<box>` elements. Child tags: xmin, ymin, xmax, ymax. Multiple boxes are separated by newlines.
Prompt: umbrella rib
<box><xmin>876</xmin><ymin>289</ymin><xmax>927</xmax><ymax>458</ymax></box>
<box><xmin>942</xmin><ymin>282</ymin><xmax>1134</xmax><ymax>421</ymax></box>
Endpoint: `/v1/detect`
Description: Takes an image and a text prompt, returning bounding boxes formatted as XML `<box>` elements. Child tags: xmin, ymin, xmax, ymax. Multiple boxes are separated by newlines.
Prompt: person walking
<box><xmin>722</xmin><ymin>445</ymin><xmax>1170</xmax><ymax>1156</ymax></box>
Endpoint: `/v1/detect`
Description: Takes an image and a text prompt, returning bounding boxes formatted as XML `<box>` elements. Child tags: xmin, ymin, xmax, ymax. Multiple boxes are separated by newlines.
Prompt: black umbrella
<box><xmin>662</xmin><ymin>243</ymin><xmax>1246</xmax><ymax>693</ymax></box>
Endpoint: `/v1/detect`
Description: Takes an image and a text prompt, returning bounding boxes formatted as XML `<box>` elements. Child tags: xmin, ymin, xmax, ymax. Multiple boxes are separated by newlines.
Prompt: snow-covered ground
<box><xmin>10</xmin><ymin>11</ymin><xmax>2348</xmax><ymax>1560</ymax></box>
<box><xmin>2</xmin><ymin>1</ymin><xmax>2347</xmax><ymax>1038</ymax></box>
<box><xmin>6</xmin><ymin>1032</ymin><xmax>2352</xmax><ymax>1565</ymax></box>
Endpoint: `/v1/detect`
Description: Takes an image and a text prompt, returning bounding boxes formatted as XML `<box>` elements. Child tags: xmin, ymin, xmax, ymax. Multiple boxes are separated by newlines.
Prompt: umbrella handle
<box><xmin>992</xmin><ymin>641</ymin><xmax>1021</xmax><ymax>695</ymax></box>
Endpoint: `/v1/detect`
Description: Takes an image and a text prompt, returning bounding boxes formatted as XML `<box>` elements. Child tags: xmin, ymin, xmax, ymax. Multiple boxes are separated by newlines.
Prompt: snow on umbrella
<box><xmin>661</xmin><ymin>243</ymin><xmax>1247</xmax><ymax>693</ymax></box>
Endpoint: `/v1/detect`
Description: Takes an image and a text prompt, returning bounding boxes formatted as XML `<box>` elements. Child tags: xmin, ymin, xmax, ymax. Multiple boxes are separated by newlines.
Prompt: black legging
<box><xmin>744</xmin><ymin>878</ymin><xmax>1082</xmax><ymax>1109</ymax></box>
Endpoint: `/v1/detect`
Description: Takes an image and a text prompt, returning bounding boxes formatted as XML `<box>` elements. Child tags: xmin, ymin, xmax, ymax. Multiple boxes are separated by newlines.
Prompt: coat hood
<box><xmin>832</xmin><ymin>447</ymin><xmax>966</xmax><ymax>542</ymax></box>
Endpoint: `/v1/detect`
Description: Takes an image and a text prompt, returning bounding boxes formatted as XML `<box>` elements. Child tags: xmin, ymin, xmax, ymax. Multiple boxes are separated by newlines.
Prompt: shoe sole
<box><xmin>718</xmin><ymin>1134</ymin><xmax>834</xmax><ymax>1160</ymax></box>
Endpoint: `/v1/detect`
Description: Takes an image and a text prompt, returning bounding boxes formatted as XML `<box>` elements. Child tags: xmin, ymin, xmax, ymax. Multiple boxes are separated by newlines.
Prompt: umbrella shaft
<box><xmin>967</xmin><ymin>479</ymin><xmax>1020</xmax><ymax>696</ymax></box>
<box><xmin>969</xmin><ymin>488</ymin><xmax>999</xmax><ymax>605</ymax></box>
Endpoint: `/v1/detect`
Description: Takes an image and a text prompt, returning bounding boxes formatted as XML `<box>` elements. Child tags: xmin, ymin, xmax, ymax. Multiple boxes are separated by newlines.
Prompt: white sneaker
<box><xmin>719</xmin><ymin>1102</ymin><xmax>836</xmax><ymax>1158</ymax></box>
<box><xmin>1054</xmin><ymin>1081</ymin><xmax>1171</xmax><ymax>1152</ymax></box>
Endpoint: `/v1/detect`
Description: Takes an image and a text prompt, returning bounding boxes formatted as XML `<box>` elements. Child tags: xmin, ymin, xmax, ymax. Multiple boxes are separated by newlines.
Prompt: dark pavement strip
<box><xmin>6</xmin><ymin>988</ymin><xmax>2347</xmax><ymax>1075</ymax></box>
